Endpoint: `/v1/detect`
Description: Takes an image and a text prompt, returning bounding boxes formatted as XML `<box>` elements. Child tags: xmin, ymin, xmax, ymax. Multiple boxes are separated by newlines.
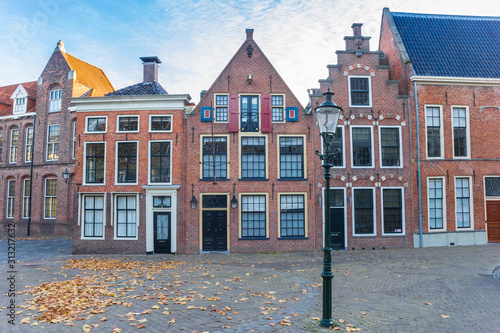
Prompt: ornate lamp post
<box><xmin>315</xmin><ymin>87</ymin><xmax>342</xmax><ymax>327</ymax></box>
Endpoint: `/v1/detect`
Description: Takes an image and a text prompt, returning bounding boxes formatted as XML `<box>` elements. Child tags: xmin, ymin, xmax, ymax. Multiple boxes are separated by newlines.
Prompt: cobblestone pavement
<box><xmin>1</xmin><ymin>239</ymin><xmax>499</xmax><ymax>333</ymax></box>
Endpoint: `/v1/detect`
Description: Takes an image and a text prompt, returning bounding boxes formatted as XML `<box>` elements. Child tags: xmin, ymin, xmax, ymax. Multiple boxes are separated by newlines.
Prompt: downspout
<box><xmin>27</xmin><ymin>114</ymin><xmax>36</xmax><ymax>237</ymax></box>
<box><xmin>413</xmin><ymin>72</ymin><xmax>423</xmax><ymax>248</ymax></box>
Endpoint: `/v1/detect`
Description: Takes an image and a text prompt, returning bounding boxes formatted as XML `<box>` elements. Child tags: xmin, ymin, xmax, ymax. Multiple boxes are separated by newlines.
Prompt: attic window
<box><xmin>14</xmin><ymin>97</ymin><xmax>26</xmax><ymax>113</ymax></box>
<box><xmin>49</xmin><ymin>88</ymin><xmax>62</xmax><ymax>112</ymax></box>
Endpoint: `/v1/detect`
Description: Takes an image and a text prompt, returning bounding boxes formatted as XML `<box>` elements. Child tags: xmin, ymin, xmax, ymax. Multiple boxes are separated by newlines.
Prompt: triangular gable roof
<box><xmin>194</xmin><ymin>30</ymin><xmax>304</xmax><ymax>113</ymax></box>
<box><xmin>61</xmin><ymin>51</ymin><xmax>114</xmax><ymax>96</ymax></box>
<box><xmin>0</xmin><ymin>81</ymin><xmax>37</xmax><ymax>116</ymax></box>
<box><xmin>387</xmin><ymin>10</ymin><xmax>500</xmax><ymax>78</ymax></box>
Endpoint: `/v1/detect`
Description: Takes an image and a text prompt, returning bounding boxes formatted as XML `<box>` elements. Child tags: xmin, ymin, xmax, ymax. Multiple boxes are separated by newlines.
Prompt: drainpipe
<box><xmin>413</xmin><ymin>72</ymin><xmax>423</xmax><ymax>248</ymax></box>
<box><xmin>27</xmin><ymin>114</ymin><xmax>36</xmax><ymax>237</ymax></box>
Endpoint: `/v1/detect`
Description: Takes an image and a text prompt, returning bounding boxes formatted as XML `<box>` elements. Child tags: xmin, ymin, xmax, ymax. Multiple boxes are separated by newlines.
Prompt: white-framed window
<box><xmin>215</xmin><ymin>94</ymin><xmax>228</xmax><ymax>122</ymax></box>
<box><xmin>46</xmin><ymin>125</ymin><xmax>60</xmax><ymax>161</ymax></box>
<box><xmin>349</xmin><ymin>76</ymin><xmax>372</xmax><ymax>107</ymax></box>
<box><xmin>455</xmin><ymin>177</ymin><xmax>473</xmax><ymax>229</ymax></box>
<box><xmin>201</xmin><ymin>136</ymin><xmax>228</xmax><ymax>180</ymax></box>
<box><xmin>379</xmin><ymin>126</ymin><xmax>402</xmax><ymax>168</ymax></box>
<box><xmin>353</xmin><ymin>187</ymin><xmax>376</xmax><ymax>236</ymax></box>
<box><xmin>82</xmin><ymin>194</ymin><xmax>105</xmax><ymax>238</ymax></box>
<box><xmin>0</xmin><ymin>129</ymin><xmax>3</xmax><ymax>165</ymax></box>
<box><xmin>25</xmin><ymin>127</ymin><xmax>33</xmax><ymax>163</ymax></box>
<box><xmin>425</xmin><ymin>105</ymin><xmax>443</xmax><ymax>159</ymax></box>
<box><xmin>115</xmin><ymin>194</ymin><xmax>138</xmax><ymax>239</ymax></box>
<box><xmin>9</xmin><ymin>128</ymin><xmax>19</xmax><ymax>164</ymax></box>
<box><xmin>428</xmin><ymin>177</ymin><xmax>445</xmax><ymax>230</ymax></box>
<box><xmin>278</xmin><ymin>136</ymin><xmax>305</xmax><ymax>179</ymax></box>
<box><xmin>116</xmin><ymin>141</ymin><xmax>138</xmax><ymax>184</ymax></box>
<box><xmin>49</xmin><ymin>88</ymin><xmax>62</xmax><ymax>112</ymax></box>
<box><xmin>271</xmin><ymin>94</ymin><xmax>285</xmax><ymax>122</ymax></box>
<box><xmin>452</xmin><ymin>106</ymin><xmax>470</xmax><ymax>158</ymax></box>
<box><xmin>44</xmin><ymin>178</ymin><xmax>57</xmax><ymax>219</ymax></box>
<box><xmin>14</xmin><ymin>97</ymin><xmax>27</xmax><ymax>113</ymax></box>
<box><xmin>22</xmin><ymin>179</ymin><xmax>31</xmax><ymax>219</ymax></box>
<box><xmin>116</xmin><ymin>115</ymin><xmax>139</xmax><ymax>133</ymax></box>
<box><xmin>7</xmin><ymin>180</ymin><xmax>15</xmax><ymax>218</ymax></box>
<box><xmin>381</xmin><ymin>187</ymin><xmax>405</xmax><ymax>235</ymax></box>
<box><xmin>72</xmin><ymin>121</ymin><xmax>76</xmax><ymax>159</ymax></box>
<box><xmin>149</xmin><ymin>115</ymin><xmax>172</xmax><ymax>132</ymax></box>
<box><xmin>351</xmin><ymin>126</ymin><xmax>374</xmax><ymax>168</ymax></box>
<box><xmin>240</xmin><ymin>194</ymin><xmax>267</xmax><ymax>238</ymax></box>
<box><xmin>241</xmin><ymin>136</ymin><xmax>266</xmax><ymax>179</ymax></box>
<box><xmin>84</xmin><ymin>142</ymin><xmax>106</xmax><ymax>185</ymax></box>
<box><xmin>279</xmin><ymin>193</ymin><xmax>307</xmax><ymax>238</ymax></box>
<box><xmin>85</xmin><ymin>116</ymin><xmax>107</xmax><ymax>133</ymax></box>
<box><xmin>149</xmin><ymin>140</ymin><xmax>172</xmax><ymax>184</ymax></box>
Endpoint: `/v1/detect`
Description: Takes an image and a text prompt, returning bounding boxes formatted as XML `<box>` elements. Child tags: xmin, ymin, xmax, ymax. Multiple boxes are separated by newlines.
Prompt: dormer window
<box><xmin>49</xmin><ymin>88</ymin><xmax>62</xmax><ymax>112</ymax></box>
<box><xmin>14</xmin><ymin>97</ymin><xmax>26</xmax><ymax>113</ymax></box>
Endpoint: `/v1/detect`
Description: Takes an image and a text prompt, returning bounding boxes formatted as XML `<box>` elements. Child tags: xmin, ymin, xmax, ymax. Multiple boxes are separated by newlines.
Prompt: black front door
<box><xmin>154</xmin><ymin>212</ymin><xmax>171</xmax><ymax>253</ymax></box>
<box><xmin>202</xmin><ymin>211</ymin><xmax>227</xmax><ymax>251</ymax></box>
<box><xmin>329</xmin><ymin>189</ymin><xmax>345</xmax><ymax>250</ymax></box>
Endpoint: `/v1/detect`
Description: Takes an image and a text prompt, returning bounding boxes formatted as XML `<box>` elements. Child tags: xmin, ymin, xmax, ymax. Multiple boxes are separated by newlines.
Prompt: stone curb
<box><xmin>486</xmin><ymin>262</ymin><xmax>500</xmax><ymax>276</ymax></box>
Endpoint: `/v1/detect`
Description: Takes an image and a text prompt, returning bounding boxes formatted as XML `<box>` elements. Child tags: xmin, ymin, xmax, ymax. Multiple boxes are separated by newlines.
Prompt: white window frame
<box><xmin>454</xmin><ymin>176</ymin><xmax>474</xmax><ymax>230</ymax></box>
<box><xmin>44</xmin><ymin>178</ymin><xmax>57</xmax><ymax>219</ymax></box>
<box><xmin>115</xmin><ymin>141</ymin><xmax>139</xmax><ymax>185</ymax></box>
<box><xmin>83</xmin><ymin>141</ymin><xmax>106</xmax><ymax>186</ymax></box>
<box><xmin>271</xmin><ymin>94</ymin><xmax>286</xmax><ymax>123</ymax></box>
<box><xmin>49</xmin><ymin>88</ymin><xmax>62</xmax><ymax>112</ymax></box>
<box><xmin>451</xmin><ymin>106</ymin><xmax>471</xmax><ymax>159</ymax></box>
<box><xmin>348</xmin><ymin>75</ymin><xmax>372</xmax><ymax>108</ymax></box>
<box><xmin>425</xmin><ymin>105</ymin><xmax>444</xmax><ymax>159</ymax></box>
<box><xmin>379</xmin><ymin>125</ymin><xmax>403</xmax><ymax>168</ymax></box>
<box><xmin>7</xmin><ymin>179</ymin><xmax>15</xmax><ymax>218</ymax></box>
<box><xmin>148</xmin><ymin>114</ymin><xmax>173</xmax><ymax>133</ymax></box>
<box><xmin>22</xmin><ymin>179</ymin><xmax>30</xmax><ymax>219</ymax></box>
<box><xmin>80</xmin><ymin>193</ymin><xmax>106</xmax><ymax>240</ymax></box>
<box><xmin>214</xmin><ymin>94</ymin><xmax>229</xmax><ymax>123</ymax></box>
<box><xmin>46</xmin><ymin>124</ymin><xmax>60</xmax><ymax>161</ymax></box>
<box><xmin>350</xmin><ymin>125</ymin><xmax>374</xmax><ymax>168</ymax></box>
<box><xmin>148</xmin><ymin>140</ymin><xmax>173</xmax><ymax>185</ymax></box>
<box><xmin>9</xmin><ymin>128</ymin><xmax>18</xmax><ymax>164</ymax></box>
<box><xmin>85</xmin><ymin>116</ymin><xmax>108</xmax><ymax>134</ymax></box>
<box><xmin>352</xmin><ymin>187</ymin><xmax>376</xmax><ymax>236</ymax></box>
<box><xmin>72</xmin><ymin>121</ymin><xmax>76</xmax><ymax>160</ymax></box>
<box><xmin>381</xmin><ymin>187</ymin><xmax>405</xmax><ymax>236</ymax></box>
<box><xmin>116</xmin><ymin>115</ymin><xmax>140</xmax><ymax>133</ymax></box>
<box><xmin>427</xmin><ymin>177</ymin><xmax>446</xmax><ymax>231</ymax></box>
<box><xmin>14</xmin><ymin>97</ymin><xmax>27</xmax><ymax>113</ymax></box>
<box><xmin>114</xmin><ymin>193</ymin><xmax>139</xmax><ymax>240</ymax></box>
<box><xmin>25</xmin><ymin>127</ymin><xmax>33</xmax><ymax>163</ymax></box>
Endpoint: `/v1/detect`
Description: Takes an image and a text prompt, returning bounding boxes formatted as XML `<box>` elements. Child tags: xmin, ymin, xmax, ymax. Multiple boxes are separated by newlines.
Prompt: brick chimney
<box><xmin>344</xmin><ymin>23</ymin><xmax>370</xmax><ymax>52</ymax></box>
<box><xmin>140</xmin><ymin>56</ymin><xmax>161</xmax><ymax>83</ymax></box>
<box><xmin>246</xmin><ymin>28</ymin><xmax>254</xmax><ymax>40</ymax></box>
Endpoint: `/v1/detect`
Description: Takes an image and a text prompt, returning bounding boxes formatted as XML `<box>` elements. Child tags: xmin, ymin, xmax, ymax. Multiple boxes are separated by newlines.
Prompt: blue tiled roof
<box><xmin>106</xmin><ymin>81</ymin><xmax>168</xmax><ymax>96</ymax></box>
<box><xmin>391</xmin><ymin>12</ymin><xmax>500</xmax><ymax>78</ymax></box>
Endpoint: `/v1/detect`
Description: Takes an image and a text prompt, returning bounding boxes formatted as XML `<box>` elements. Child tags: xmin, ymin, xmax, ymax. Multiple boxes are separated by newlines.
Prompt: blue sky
<box><xmin>0</xmin><ymin>0</ymin><xmax>497</xmax><ymax>105</ymax></box>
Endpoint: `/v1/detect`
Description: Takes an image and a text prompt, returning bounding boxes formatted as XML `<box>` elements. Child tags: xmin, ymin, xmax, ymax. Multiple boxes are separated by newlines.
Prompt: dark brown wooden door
<box><xmin>487</xmin><ymin>202</ymin><xmax>500</xmax><ymax>243</ymax></box>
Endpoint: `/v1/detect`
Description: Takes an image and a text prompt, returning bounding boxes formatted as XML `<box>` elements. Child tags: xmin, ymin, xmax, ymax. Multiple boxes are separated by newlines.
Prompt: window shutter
<box><xmin>200</xmin><ymin>106</ymin><xmax>212</xmax><ymax>122</ymax></box>
<box><xmin>228</xmin><ymin>94</ymin><xmax>239</xmax><ymax>132</ymax></box>
<box><xmin>286</xmin><ymin>107</ymin><xmax>299</xmax><ymax>122</ymax></box>
<box><xmin>261</xmin><ymin>94</ymin><xmax>272</xmax><ymax>132</ymax></box>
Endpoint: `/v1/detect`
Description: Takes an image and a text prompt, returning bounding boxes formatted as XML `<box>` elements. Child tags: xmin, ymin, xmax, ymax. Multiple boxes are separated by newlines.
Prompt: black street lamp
<box><xmin>314</xmin><ymin>87</ymin><xmax>342</xmax><ymax>327</ymax></box>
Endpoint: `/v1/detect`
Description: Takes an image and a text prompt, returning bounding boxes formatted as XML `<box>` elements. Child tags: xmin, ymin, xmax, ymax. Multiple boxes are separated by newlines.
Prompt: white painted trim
<box><xmin>82</xmin><ymin>141</ymin><xmax>106</xmax><ymax>186</ymax></box>
<box><xmin>451</xmin><ymin>106</ymin><xmax>471</xmax><ymax>159</ymax></box>
<box><xmin>148</xmin><ymin>140</ymin><xmax>173</xmax><ymax>185</ymax></box>
<box><xmin>411</xmin><ymin>75</ymin><xmax>500</xmax><ymax>86</ymax></box>
<box><xmin>352</xmin><ymin>187</ymin><xmax>377</xmax><ymax>236</ymax></box>
<box><xmin>378</xmin><ymin>125</ymin><xmax>403</xmax><ymax>168</ymax></box>
<box><xmin>270</xmin><ymin>93</ymin><xmax>286</xmax><ymax>123</ymax></box>
<box><xmin>454</xmin><ymin>176</ymin><xmax>474</xmax><ymax>231</ymax></box>
<box><xmin>116</xmin><ymin>114</ymin><xmax>140</xmax><ymax>133</ymax></box>
<box><xmin>350</xmin><ymin>125</ymin><xmax>375</xmax><ymax>168</ymax></box>
<box><xmin>381</xmin><ymin>187</ymin><xmax>406</xmax><ymax>236</ymax></box>
<box><xmin>348</xmin><ymin>75</ymin><xmax>372</xmax><ymax>108</ymax></box>
<box><xmin>424</xmin><ymin>105</ymin><xmax>444</xmax><ymax>159</ymax></box>
<box><xmin>84</xmin><ymin>115</ymin><xmax>108</xmax><ymax>134</ymax></box>
<box><xmin>148</xmin><ymin>114</ymin><xmax>173</xmax><ymax>133</ymax></box>
<box><xmin>214</xmin><ymin>93</ymin><xmax>229</xmax><ymax>123</ymax></box>
<box><xmin>43</xmin><ymin>178</ymin><xmax>58</xmax><ymax>219</ymax></box>
<box><xmin>80</xmin><ymin>193</ymin><xmax>106</xmax><ymax>240</ymax></box>
<box><xmin>113</xmin><ymin>193</ymin><xmax>140</xmax><ymax>240</ymax></box>
<box><xmin>115</xmin><ymin>141</ymin><xmax>139</xmax><ymax>186</ymax></box>
<box><xmin>0</xmin><ymin>112</ymin><xmax>35</xmax><ymax>121</ymax></box>
<box><xmin>427</xmin><ymin>177</ymin><xmax>447</xmax><ymax>232</ymax></box>
<box><xmin>46</xmin><ymin>124</ymin><xmax>60</xmax><ymax>161</ymax></box>
<box><xmin>71</xmin><ymin>94</ymin><xmax>191</xmax><ymax>112</ymax></box>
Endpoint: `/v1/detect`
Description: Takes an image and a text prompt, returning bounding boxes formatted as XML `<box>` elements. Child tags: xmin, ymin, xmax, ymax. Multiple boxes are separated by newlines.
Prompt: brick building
<box><xmin>182</xmin><ymin>29</ymin><xmax>321</xmax><ymax>254</ymax></box>
<box><xmin>379</xmin><ymin>9</ymin><xmax>500</xmax><ymax>247</ymax></box>
<box><xmin>309</xmin><ymin>23</ymin><xmax>414</xmax><ymax>250</ymax></box>
<box><xmin>0</xmin><ymin>41</ymin><xmax>113</xmax><ymax>236</ymax></box>
<box><xmin>71</xmin><ymin>57</ymin><xmax>191</xmax><ymax>254</ymax></box>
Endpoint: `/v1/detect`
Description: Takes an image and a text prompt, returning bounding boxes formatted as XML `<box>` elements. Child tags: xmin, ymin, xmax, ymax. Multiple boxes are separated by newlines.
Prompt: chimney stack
<box><xmin>246</xmin><ymin>28</ymin><xmax>254</xmax><ymax>40</ymax></box>
<box><xmin>352</xmin><ymin>23</ymin><xmax>363</xmax><ymax>36</ymax></box>
<box><xmin>140</xmin><ymin>56</ymin><xmax>162</xmax><ymax>83</ymax></box>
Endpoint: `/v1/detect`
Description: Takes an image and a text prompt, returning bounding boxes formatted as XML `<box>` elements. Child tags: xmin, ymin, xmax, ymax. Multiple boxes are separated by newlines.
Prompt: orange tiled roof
<box><xmin>0</xmin><ymin>81</ymin><xmax>37</xmax><ymax>116</ymax></box>
<box><xmin>62</xmin><ymin>52</ymin><xmax>114</xmax><ymax>97</ymax></box>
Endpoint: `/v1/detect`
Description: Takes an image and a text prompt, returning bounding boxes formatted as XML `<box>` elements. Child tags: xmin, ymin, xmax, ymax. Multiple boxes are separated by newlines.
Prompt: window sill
<box><xmin>239</xmin><ymin>237</ymin><xmax>269</xmax><ymax>240</ymax></box>
<box><xmin>239</xmin><ymin>178</ymin><xmax>268</xmax><ymax>181</ymax></box>
<box><xmin>200</xmin><ymin>178</ymin><xmax>230</xmax><ymax>181</ymax></box>
<box><xmin>278</xmin><ymin>178</ymin><xmax>307</xmax><ymax>181</ymax></box>
<box><xmin>278</xmin><ymin>237</ymin><xmax>308</xmax><ymax>240</ymax></box>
